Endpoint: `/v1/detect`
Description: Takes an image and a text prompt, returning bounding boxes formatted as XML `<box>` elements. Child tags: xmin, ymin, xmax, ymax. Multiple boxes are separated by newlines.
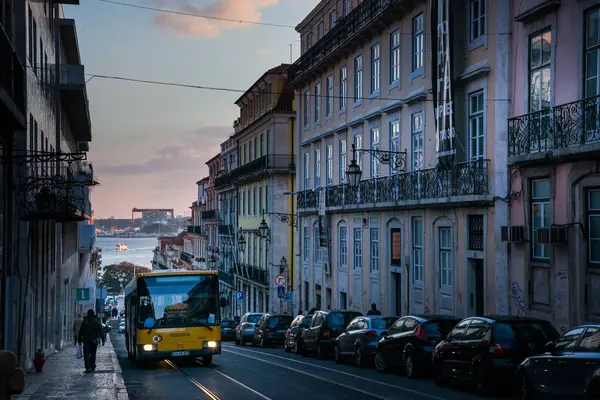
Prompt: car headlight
<box><xmin>142</xmin><ymin>344</ymin><xmax>157</xmax><ymax>352</ymax></box>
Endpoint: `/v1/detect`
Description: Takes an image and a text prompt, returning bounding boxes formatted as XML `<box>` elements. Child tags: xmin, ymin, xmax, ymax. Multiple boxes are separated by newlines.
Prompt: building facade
<box><xmin>0</xmin><ymin>0</ymin><xmax>95</xmax><ymax>368</ymax></box>
<box><xmin>186</xmin><ymin>178</ymin><xmax>209</xmax><ymax>270</ymax></box>
<box><xmin>293</xmin><ymin>0</ymin><xmax>509</xmax><ymax>317</ymax></box>
<box><xmin>205</xmin><ymin>154</ymin><xmax>222</xmax><ymax>273</ymax></box>
<box><xmin>506</xmin><ymin>0</ymin><xmax>600</xmax><ymax>332</ymax></box>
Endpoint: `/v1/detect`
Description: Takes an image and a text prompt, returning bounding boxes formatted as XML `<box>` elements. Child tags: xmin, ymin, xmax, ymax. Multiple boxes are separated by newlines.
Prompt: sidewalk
<box><xmin>15</xmin><ymin>334</ymin><xmax>128</xmax><ymax>400</ymax></box>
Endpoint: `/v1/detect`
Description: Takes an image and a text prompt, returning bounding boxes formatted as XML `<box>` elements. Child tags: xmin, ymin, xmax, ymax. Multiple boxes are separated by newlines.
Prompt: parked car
<box><xmin>374</xmin><ymin>314</ymin><xmax>460</xmax><ymax>377</ymax></box>
<box><xmin>252</xmin><ymin>314</ymin><xmax>294</xmax><ymax>347</ymax></box>
<box><xmin>221</xmin><ymin>320</ymin><xmax>237</xmax><ymax>341</ymax></box>
<box><xmin>284</xmin><ymin>315</ymin><xmax>311</xmax><ymax>353</ymax></box>
<box><xmin>235</xmin><ymin>313</ymin><xmax>263</xmax><ymax>346</ymax></box>
<box><xmin>516</xmin><ymin>324</ymin><xmax>600</xmax><ymax>399</ymax></box>
<box><xmin>301</xmin><ymin>310</ymin><xmax>362</xmax><ymax>359</ymax></box>
<box><xmin>118</xmin><ymin>320</ymin><xmax>126</xmax><ymax>333</ymax></box>
<box><xmin>334</xmin><ymin>316</ymin><xmax>398</xmax><ymax>367</ymax></box>
<box><xmin>432</xmin><ymin>316</ymin><xmax>559</xmax><ymax>396</ymax></box>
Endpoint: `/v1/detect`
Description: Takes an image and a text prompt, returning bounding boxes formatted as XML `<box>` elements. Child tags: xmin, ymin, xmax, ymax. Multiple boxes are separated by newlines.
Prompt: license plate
<box><xmin>172</xmin><ymin>351</ymin><xmax>190</xmax><ymax>357</ymax></box>
<box><xmin>277</xmin><ymin>330</ymin><xmax>286</xmax><ymax>333</ymax></box>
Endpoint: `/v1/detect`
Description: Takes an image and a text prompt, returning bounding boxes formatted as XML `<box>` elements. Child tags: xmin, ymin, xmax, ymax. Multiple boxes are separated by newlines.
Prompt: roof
<box><xmin>196</xmin><ymin>177</ymin><xmax>209</xmax><ymax>185</ymax></box>
<box><xmin>205</xmin><ymin>153</ymin><xmax>220</xmax><ymax>166</ymax></box>
<box><xmin>295</xmin><ymin>0</ymin><xmax>328</xmax><ymax>32</ymax></box>
<box><xmin>234</xmin><ymin>64</ymin><xmax>291</xmax><ymax>105</ymax></box>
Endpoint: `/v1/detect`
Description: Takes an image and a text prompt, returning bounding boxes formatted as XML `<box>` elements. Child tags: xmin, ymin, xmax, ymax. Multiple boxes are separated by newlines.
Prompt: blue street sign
<box><xmin>277</xmin><ymin>287</ymin><xmax>285</xmax><ymax>298</ymax></box>
<box><xmin>235</xmin><ymin>291</ymin><xmax>244</xmax><ymax>301</ymax></box>
<box><xmin>284</xmin><ymin>292</ymin><xmax>292</xmax><ymax>302</ymax></box>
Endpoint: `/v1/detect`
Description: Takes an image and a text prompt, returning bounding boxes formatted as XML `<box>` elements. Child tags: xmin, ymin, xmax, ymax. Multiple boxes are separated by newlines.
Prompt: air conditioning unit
<box><xmin>323</xmin><ymin>262</ymin><xmax>331</xmax><ymax>275</ymax></box>
<box><xmin>537</xmin><ymin>227</ymin><xmax>568</xmax><ymax>245</ymax></box>
<box><xmin>501</xmin><ymin>226</ymin><xmax>526</xmax><ymax>242</ymax></box>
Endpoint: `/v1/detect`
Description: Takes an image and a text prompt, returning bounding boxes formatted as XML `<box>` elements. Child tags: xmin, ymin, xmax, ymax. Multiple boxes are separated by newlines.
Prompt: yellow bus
<box><xmin>124</xmin><ymin>270</ymin><xmax>221</xmax><ymax>366</ymax></box>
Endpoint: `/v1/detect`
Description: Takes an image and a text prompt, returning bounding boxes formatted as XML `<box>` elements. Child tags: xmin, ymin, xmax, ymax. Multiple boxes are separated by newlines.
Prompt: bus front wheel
<box><xmin>202</xmin><ymin>356</ymin><xmax>213</xmax><ymax>366</ymax></box>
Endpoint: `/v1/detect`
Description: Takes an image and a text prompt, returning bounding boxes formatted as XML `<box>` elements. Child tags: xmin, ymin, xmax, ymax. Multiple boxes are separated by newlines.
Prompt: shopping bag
<box><xmin>76</xmin><ymin>346</ymin><xmax>83</xmax><ymax>360</ymax></box>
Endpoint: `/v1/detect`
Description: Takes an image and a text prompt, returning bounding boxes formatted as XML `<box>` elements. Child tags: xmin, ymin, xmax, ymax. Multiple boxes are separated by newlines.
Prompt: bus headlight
<box><xmin>143</xmin><ymin>344</ymin><xmax>157</xmax><ymax>352</ymax></box>
<box><xmin>205</xmin><ymin>341</ymin><xmax>218</xmax><ymax>348</ymax></box>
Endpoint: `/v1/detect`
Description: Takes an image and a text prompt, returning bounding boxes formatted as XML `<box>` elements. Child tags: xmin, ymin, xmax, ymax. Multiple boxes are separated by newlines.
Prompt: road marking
<box><xmin>222</xmin><ymin>345</ymin><xmax>446</xmax><ymax>400</ymax></box>
<box><xmin>165</xmin><ymin>360</ymin><xmax>220</xmax><ymax>400</ymax></box>
<box><xmin>209</xmin><ymin>367</ymin><xmax>273</xmax><ymax>400</ymax></box>
<box><xmin>222</xmin><ymin>349</ymin><xmax>392</xmax><ymax>399</ymax></box>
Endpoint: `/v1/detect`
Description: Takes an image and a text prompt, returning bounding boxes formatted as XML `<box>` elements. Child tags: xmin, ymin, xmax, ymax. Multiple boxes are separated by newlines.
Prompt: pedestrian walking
<box><xmin>366</xmin><ymin>303</ymin><xmax>381</xmax><ymax>315</ymax></box>
<box><xmin>0</xmin><ymin>349</ymin><xmax>24</xmax><ymax>400</ymax></box>
<box><xmin>77</xmin><ymin>309</ymin><xmax>103</xmax><ymax>373</ymax></box>
<box><xmin>72</xmin><ymin>314</ymin><xmax>83</xmax><ymax>346</ymax></box>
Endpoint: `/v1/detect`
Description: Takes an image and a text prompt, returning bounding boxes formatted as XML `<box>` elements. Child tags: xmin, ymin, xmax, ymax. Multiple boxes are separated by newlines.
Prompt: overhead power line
<box><xmin>27</xmin><ymin>64</ymin><xmax>510</xmax><ymax>103</ymax></box>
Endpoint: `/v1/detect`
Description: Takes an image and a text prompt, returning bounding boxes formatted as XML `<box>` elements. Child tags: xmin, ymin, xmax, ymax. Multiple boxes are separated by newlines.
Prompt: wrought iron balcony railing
<box><xmin>229</xmin><ymin>154</ymin><xmax>295</xmax><ymax>181</ymax></box>
<box><xmin>292</xmin><ymin>0</ymin><xmax>401</xmax><ymax>83</ymax></box>
<box><xmin>214</xmin><ymin>173</ymin><xmax>231</xmax><ymax>189</ymax></box>
<box><xmin>508</xmin><ymin>95</ymin><xmax>600</xmax><ymax>158</ymax></box>
<box><xmin>187</xmin><ymin>225</ymin><xmax>206</xmax><ymax>235</ymax></box>
<box><xmin>202</xmin><ymin>210</ymin><xmax>219</xmax><ymax>220</ymax></box>
<box><xmin>297</xmin><ymin>159</ymin><xmax>489</xmax><ymax>210</ymax></box>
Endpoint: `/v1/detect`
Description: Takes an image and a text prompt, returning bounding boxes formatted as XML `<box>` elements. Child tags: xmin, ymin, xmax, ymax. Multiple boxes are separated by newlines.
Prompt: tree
<box><xmin>101</xmin><ymin>262</ymin><xmax>150</xmax><ymax>294</ymax></box>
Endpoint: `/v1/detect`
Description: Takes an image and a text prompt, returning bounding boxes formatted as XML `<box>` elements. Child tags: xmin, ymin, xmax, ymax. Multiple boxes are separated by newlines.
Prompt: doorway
<box><xmin>467</xmin><ymin>259</ymin><xmax>484</xmax><ymax>316</ymax></box>
<box><xmin>391</xmin><ymin>272</ymin><xmax>402</xmax><ymax>316</ymax></box>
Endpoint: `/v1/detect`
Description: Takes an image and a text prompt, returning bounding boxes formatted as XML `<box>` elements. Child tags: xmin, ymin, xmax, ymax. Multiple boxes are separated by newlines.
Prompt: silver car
<box><xmin>235</xmin><ymin>313</ymin><xmax>263</xmax><ymax>346</ymax></box>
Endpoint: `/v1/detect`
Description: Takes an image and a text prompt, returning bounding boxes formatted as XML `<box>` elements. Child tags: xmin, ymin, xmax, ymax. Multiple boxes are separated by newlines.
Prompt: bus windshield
<box><xmin>137</xmin><ymin>274</ymin><xmax>220</xmax><ymax>328</ymax></box>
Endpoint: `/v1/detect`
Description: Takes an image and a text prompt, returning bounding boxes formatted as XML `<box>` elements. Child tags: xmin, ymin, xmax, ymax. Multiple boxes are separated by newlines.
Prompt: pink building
<box><xmin>507</xmin><ymin>0</ymin><xmax>600</xmax><ymax>330</ymax></box>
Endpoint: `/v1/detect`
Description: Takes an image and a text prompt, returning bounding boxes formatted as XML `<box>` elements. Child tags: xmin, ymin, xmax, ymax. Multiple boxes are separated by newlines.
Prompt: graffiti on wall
<box><xmin>511</xmin><ymin>282</ymin><xmax>525</xmax><ymax>316</ymax></box>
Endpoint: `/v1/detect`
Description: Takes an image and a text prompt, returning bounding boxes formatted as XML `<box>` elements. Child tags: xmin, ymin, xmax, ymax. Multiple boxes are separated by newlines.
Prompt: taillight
<box><xmin>321</xmin><ymin>329</ymin><xmax>331</xmax><ymax>338</ymax></box>
<box><xmin>364</xmin><ymin>330</ymin><xmax>378</xmax><ymax>338</ymax></box>
<box><xmin>415</xmin><ymin>326</ymin><xmax>428</xmax><ymax>341</ymax></box>
<box><xmin>243</xmin><ymin>323</ymin><xmax>251</xmax><ymax>329</ymax></box>
<box><xmin>489</xmin><ymin>343</ymin><xmax>503</xmax><ymax>357</ymax></box>
<box><xmin>264</xmin><ymin>328</ymin><xmax>271</xmax><ymax>335</ymax></box>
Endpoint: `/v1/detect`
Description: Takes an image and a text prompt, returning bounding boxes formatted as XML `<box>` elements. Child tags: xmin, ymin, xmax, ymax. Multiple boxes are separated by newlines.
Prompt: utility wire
<box><xmin>27</xmin><ymin>64</ymin><xmax>511</xmax><ymax>103</ymax></box>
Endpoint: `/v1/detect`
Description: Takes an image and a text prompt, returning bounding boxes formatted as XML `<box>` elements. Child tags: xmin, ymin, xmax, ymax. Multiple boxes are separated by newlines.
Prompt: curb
<box><xmin>107</xmin><ymin>335</ymin><xmax>129</xmax><ymax>400</ymax></box>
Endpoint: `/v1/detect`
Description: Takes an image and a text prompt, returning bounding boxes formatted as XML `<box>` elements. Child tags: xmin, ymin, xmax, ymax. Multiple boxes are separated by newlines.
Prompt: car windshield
<box><xmin>247</xmin><ymin>314</ymin><xmax>262</xmax><ymax>324</ymax></box>
<box><xmin>494</xmin><ymin>321</ymin><xmax>559</xmax><ymax>344</ymax></box>
<box><xmin>424</xmin><ymin>320</ymin><xmax>460</xmax><ymax>337</ymax></box>
<box><xmin>137</xmin><ymin>274</ymin><xmax>220</xmax><ymax>328</ymax></box>
<box><xmin>268</xmin><ymin>316</ymin><xmax>294</xmax><ymax>328</ymax></box>
<box><xmin>327</xmin><ymin>312</ymin><xmax>360</xmax><ymax>329</ymax></box>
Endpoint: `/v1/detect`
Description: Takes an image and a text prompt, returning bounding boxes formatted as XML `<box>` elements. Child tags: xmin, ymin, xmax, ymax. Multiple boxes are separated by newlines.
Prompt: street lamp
<box><xmin>258</xmin><ymin>218</ymin><xmax>270</xmax><ymax>239</ymax></box>
<box><xmin>279</xmin><ymin>256</ymin><xmax>287</xmax><ymax>271</ymax></box>
<box><xmin>345</xmin><ymin>143</ymin><xmax>408</xmax><ymax>187</ymax></box>
<box><xmin>237</xmin><ymin>232</ymin><xmax>246</xmax><ymax>248</ymax></box>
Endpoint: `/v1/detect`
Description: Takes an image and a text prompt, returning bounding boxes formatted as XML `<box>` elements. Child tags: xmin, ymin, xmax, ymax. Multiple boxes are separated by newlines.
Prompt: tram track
<box><xmin>164</xmin><ymin>359</ymin><xmax>221</xmax><ymax>400</ymax></box>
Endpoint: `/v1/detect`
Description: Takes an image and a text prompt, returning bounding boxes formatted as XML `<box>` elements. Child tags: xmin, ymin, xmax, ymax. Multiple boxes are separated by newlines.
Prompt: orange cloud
<box><xmin>153</xmin><ymin>0</ymin><xmax>280</xmax><ymax>38</ymax></box>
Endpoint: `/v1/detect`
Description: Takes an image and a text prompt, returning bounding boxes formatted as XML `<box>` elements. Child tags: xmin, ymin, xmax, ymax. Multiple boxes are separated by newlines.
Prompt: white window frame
<box><xmin>531</xmin><ymin>179</ymin><xmax>551</xmax><ymax>260</ymax></box>
<box><xmin>303</xmin><ymin>89</ymin><xmax>310</xmax><ymax>128</ymax></box>
<box><xmin>354</xmin><ymin>55</ymin><xmax>363</xmax><ymax>102</ymax></box>
<box><xmin>411</xmin><ymin>112</ymin><xmax>424</xmax><ymax>171</ymax></box>
<box><xmin>468</xmin><ymin>90</ymin><xmax>485</xmax><ymax>160</ymax></box>
<box><xmin>470</xmin><ymin>0</ymin><xmax>486</xmax><ymax>42</ymax></box>
<box><xmin>438</xmin><ymin>227</ymin><xmax>452</xmax><ymax>287</ymax></box>
<box><xmin>314</xmin><ymin>82</ymin><xmax>321</xmax><ymax>123</ymax></box>
<box><xmin>314</xmin><ymin>224</ymin><xmax>321</xmax><ymax>264</ymax></box>
<box><xmin>342</xmin><ymin>0</ymin><xmax>350</xmax><ymax>16</ymax></box>
<box><xmin>412</xmin><ymin>14</ymin><xmax>424</xmax><ymax>72</ymax></box>
<box><xmin>317</xmin><ymin>22</ymin><xmax>324</xmax><ymax>39</ymax></box>
<box><xmin>339</xmin><ymin>226</ymin><xmax>348</xmax><ymax>268</ymax></box>
<box><xmin>588</xmin><ymin>189</ymin><xmax>600</xmax><ymax>265</ymax></box>
<box><xmin>314</xmin><ymin>148</ymin><xmax>321</xmax><ymax>188</ymax></box>
<box><xmin>303</xmin><ymin>226</ymin><xmax>310</xmax><ymax>261</ymax></box>
<box><xmin>412</xmin><ymin>217</ymin><xmax>423</xmax><ymax>283</ymax></box>
<box><xmin>370</xmin><ymin>126</ymin><xmax>381</xmax><ymax>178</ymax></box>
<box><xmin>303</xmin><ymin>152</ymin><xmax>310</xmax><ymax>190</ymax></box>
<box><xmin>353</xmin><ymin>228</ymin><xmax>362</xmax><ymax>270</ymax></box>
<box><xmin>371</xmin><ymin>43</ymin><xmax>380</xmax><ymax>94</ymax></box>
<box><xmin>339</xmin><ymin>139</ymin><xmax>347</xmax><ymax>184</ymax></box>
<box><xmin>370</xmin><ymin>228</ymin><xmax>380</xmax><ymax>273</ymax></box>
<box><xmin>326</xmin><ymin>144</ymin><xmax>333</xmax><ymax>186</ymax></box>
<box><xmin>586</xmin><ymin>9</ymin><xmax>600</xmax><ymax>98</ymax></box>
<box><xmin>326</xmin><ymin>75</ymin><xmax>334</xmax><ymax>117</ymax></box>
<box><xmin>389</xmin><ymin>119</ymin><xmax>401</xmax><ymax>175</ymax></box>
<box><xmin>340</xmin><ymin>66</ymin><xmax>348</xmax><ymax>110</ymax></box>
<box><xmin>390</xmin><ymin>30</ymin><xmax>401</xmax><ymax>84</ymax></box>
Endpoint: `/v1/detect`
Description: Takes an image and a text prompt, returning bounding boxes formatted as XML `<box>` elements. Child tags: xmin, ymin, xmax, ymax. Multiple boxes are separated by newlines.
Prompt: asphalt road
<box><xmin>109</xmin><ymin>324</ymin><xmax>511</xmax><ymax>400</ymax></box>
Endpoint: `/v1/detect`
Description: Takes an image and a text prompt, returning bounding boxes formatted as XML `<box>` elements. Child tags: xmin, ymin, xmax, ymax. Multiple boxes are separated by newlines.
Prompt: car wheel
<box><xmin>355</xmin><ymin>347</ymin><xmax>364</xmax><ymax>367</ymax></box>
<box><xmin>334</xmin><ymin>345</ymin><xmax>342</xmax><ymax>364</ymax></box>
<box><xmin>518</xmin><ymin>373</ymin><xmax>536</xmax><ymax>400</ymax></box>
<box><xmin>434</xmin><ymin>363</ymin><xmax>448</xmax><ymax>387</ymax></box>
<box><xmin>405</xmin><ymin>354</ymin><xmax>416</xmax><ymax>378</ymax></box>
<box><xmin>374</xmin><ymin>351</ymin><xmax>387</xmax><ymax>372</ymax></box>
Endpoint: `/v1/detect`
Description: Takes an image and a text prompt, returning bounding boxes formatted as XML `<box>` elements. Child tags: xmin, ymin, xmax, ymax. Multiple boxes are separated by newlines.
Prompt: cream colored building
<box><xmin>292</xmin><ymin>0</ymin><xmax>510</xmax><ymax>317</ymax></box>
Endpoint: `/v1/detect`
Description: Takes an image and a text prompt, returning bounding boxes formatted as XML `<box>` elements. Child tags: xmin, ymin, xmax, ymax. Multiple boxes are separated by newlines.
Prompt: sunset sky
<box><xmin>65</xmin><ymin>0</ymin><xmax>316</xmax><ymax>218</ymax></box>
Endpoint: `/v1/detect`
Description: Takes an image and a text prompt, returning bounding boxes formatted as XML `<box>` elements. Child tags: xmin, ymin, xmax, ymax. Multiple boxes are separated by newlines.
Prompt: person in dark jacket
<box><xmin>366</xmin><ymin>303</ymin><xmax>381</xmax><ymax>315</ymax></box>
<box><xmin>78</xmin><ymin>309</ymin><xmax>103</xmax><ymax>373</ymax></box>
<box><xmin>0</xmin><ymin>349</ymin><xmax>24</xmax><ymax>399</ymax></box>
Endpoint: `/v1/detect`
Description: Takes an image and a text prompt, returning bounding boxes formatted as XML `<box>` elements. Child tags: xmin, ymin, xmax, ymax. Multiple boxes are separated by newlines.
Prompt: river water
<box><xmin>96</xmin><ymin>237</ymin><xmax>157</xmax><ymax>268</ymax></box>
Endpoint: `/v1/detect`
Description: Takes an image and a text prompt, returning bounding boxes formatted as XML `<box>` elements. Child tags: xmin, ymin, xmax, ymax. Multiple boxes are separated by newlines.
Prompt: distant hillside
<box><xmin>140</xmin><ymin>223</ymin><xmax>178</xmax><ymax>234</ymax></box>
<box><xmin>95</xmin><ymin>218</ymin><xmax>188</xmax><ymax>230</ymax></box>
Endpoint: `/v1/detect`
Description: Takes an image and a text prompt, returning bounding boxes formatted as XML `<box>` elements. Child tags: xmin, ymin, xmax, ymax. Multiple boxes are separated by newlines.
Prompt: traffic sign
<box><xmin>284</xmin><ymin>292</ymin><xmax>292</xmax><ymax>302</ymax></box>
<box><xmin>235</xmin><ymin>291</ymin><xmax>244</xmax><ymax>301</ymax></box>
<box><xmin>275</xmin><ymin>275</ymin><xmax>286</xmax><ymax>287</ymax></box>
<box><xmin>76</xmin><ymin>288</ymin><xmax>90</xmax><ymax>302</ymax></box>
<box><xmin>277</xmin><ymin>287</ymin><xmax>285</xmax><ymax>298</ymax></box>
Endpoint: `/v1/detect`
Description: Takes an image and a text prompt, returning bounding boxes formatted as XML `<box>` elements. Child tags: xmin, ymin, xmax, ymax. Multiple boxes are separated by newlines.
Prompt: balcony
<box><xmin>202</xmin><ymin>210</ymin><xmax>219</xmax><ymax>221</ymax></box>
<box><xmin>291</xmin><ymin>0</ymin><xmax>407</xmax><ymax>86</ymax></box>
<box><xmin>0</xmin><ymin>24</ymin><xmax>25</xmax><ymax>129</ymax></box>
<box><xmin>181</xmin><ymin>252</ymin><xmax>193</xmax><ymax>264</ymax></box>
<box><xmin>243</xmin><ymin>265</ymin><xmax>268</xmax><ymax>286</ymax></box>
<box><xmin>230</xmin><ymin>154</ymin><xmax>295</xmax><ymax>183</ymax></box>
<box><xmin>297</xmin><ymin>159</ymin><xmax>490</xmax><ymax>211</ymax></box>
<box><xmin>187</xmin><ymin>225</ymin><xmax>206</xmax><ymax>235</ymax></box>
<box><xmin>508</xmin><ymin>95</ymin><xmax>600</xmax><ymax>165</ymax></box>
<box><xmin>219</xmin><ymin>270</ymin><xmax>234</xmax><ymax>287</ymax></box>
<box><xmin>214</xmin><ymin>173</ymin><xmax>231</xmax><ymax>189</ymax></box>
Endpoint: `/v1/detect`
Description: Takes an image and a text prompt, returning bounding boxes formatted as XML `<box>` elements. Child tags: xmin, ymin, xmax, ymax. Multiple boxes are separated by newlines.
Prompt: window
<box><xmin>326</xmin><ymin>75</ymin><xmax>334</xmax><ymax>116</ymax></box>
<box><xmin>303</xmin><ymin>227</ymin><xmax>310</xmax><ymax>261</ymax></box>
<box><xmin>303</xmin><ymin>152</ymin><xmax>310</xmax><ymax>189</ymax></box>
<box><xmin>531</xmin><ymin>179</ymin><xmax>550</xmax><ymax>260</ymax></box>
<box><xmin>340</xmin><ymin>66</ymin><xmax>348</xmax><ymax>110</ymax></box>
<box><xmin>314</xmin><ymin>225</ymin><xmax>321</xmax><ymax>263</ymax></box>
<box><xmin>588</xmin><ymin>189</ymin><xmax>600</xmax><ymax>265</ymax></box>
<box><xmin>578</xmin><ymin>328</ymin><xmax>600</xmax><ymax>351</ymax></box>
<box><xmin>586</xmin><ymin>9</ymin><xmax>600</xmax><ymax>97</ymax></box>
<box><xmin>303</xmin><ymin>89</ymin><xmax>310</xmax><ymax>127</ymax></box>
<box><xmin>329</xmin><ymin>11</ymin><xmax>337</xmax><ymax>28</ymax></box>
<box><xmin>439</xmin><ymin>227</ymin><xmax>452</xmax><ymax>287</ymax></box>
<box><xmin>470</xmin><ymin>0</ymin><xmax>486</xmax><ymax>41</ymax></box>
<box><xmin>390</xmin><ymin>119</ymin><xmax>401</xmax><ymax>174</ymax></box>
<box><xmin>370</xmin><ymin>126</ymin><xmax>380</xmax><ymax>178</ymax></box>
<box><xmin>267</xmin><ymin>83</ymin><xmax>272</xmax><ymax>105</ymax></box>
<box><xmin>469</xmin><ymin>91</ymin><xmax>485</xmax><ymax>160</ymax></box>
<box><xmin>555</xmin><ymin>327</ymin><xmax>585</xmax><ymax>351</ymax></box>
<box><xmin>249</xmin><ymin>140</ymin><xmax>253</xmax><ymax>162</ymax></box>
<box><xmin>342</xmin><ymin>0</ymin><xmax>350</xmax><ymax>16</ymax></box>
<box><xmin>306</xmin><ymin>32</ymin><xmax>313</xmax><ymax>49</ymax></box>
<box><xmin>317</xmin><ymin>22</ymin><xmax>324</xmax><ymax>39</ymax></box>
<box><xmin>260</xmin><ymin>133</ymin><xmax>264</xmax><ymax>156</ymax></box>
<box><xmin>242</xmin><ymin>191</ymin><xmax>246</xmax><ymax>215</ymax></box>
<box><xmin>354</xmin><ymin>55</ymin><xmax>363</xmax><ymax>102</ymax></box>
<box><xmin>253</xmin><ymin>237</ymin><xmax>257</xmax><ymax>265</ymax></box>
<box><xmin>314</xmin><ymin>149</ymin><xmax>321</xmax><ymax>188</ymax></box>
<box><xmin>411</xmin><ymin>112</ymin><xmax>424</xmax><ymax>171</ymax></box>
<box><xmin>390</xmin><ymin>30</ymin><xmax>401</xmax><ymax>84</ymax></box>
<box><xmin>354</xmin><ymin>228</ymin><xmax>362</xmax><ymax>270</ymax></box>
<box><xmin>412</xmin><ymin>14</ymin><xmax>424</xmax><ymax>71</ymax></box>
<box><xmin>326</xmin><ymin>144</ymin><xmax>333</xmax><ymax>185</ymax></box>
<box><xmin>370</xmin><ymin>228</ymin><xmax>380</xmax><ymax>273</ymax></box>
<box><xmin>371</xmin><ymin>43</ymin><xmax>380</xmax><ymax>94</ymax></box>
<box><xmin>265</xmin><ymin>185</ymin><xmax>270</xmax><ymax>212</ymax></box>
<box><xmin>314</xmin><ymin>82</ymin><xmax>321</xmax><ymax>123</ymax></box>
<box><xmin>529</xmin><ymin>30</ymin><xmax>552</xmax><ymax>113</ymax></box>
<box><xmin>339</xmin><ymin>139</ymin><xmax>347</xmax><ymax>183</ymax></box>
<box><xmin>354</xmin><ymin>133</ymin><xmax>363</xmax><ymax>168</ymax></box>
<box><xmin>258</xmin><ymin>186</ymin><xmax>263</xmax><ymax>213</ymax></box>
<box><xmin>339</xmin><ymin>226</ymin><xmax>348</xmax><ymax>267</ymax></box>
<box><xmin>412</xmin><ymin>217</ymin><xmax>423</xmax><ymax>283</ymax></box>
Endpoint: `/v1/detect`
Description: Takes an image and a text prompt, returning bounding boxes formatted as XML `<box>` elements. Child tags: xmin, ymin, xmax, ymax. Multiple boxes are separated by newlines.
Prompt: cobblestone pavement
<box><xmin>14</xmin><ymin>333</ymin><xmax>128</xmax><ymax>400</ymax></box>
